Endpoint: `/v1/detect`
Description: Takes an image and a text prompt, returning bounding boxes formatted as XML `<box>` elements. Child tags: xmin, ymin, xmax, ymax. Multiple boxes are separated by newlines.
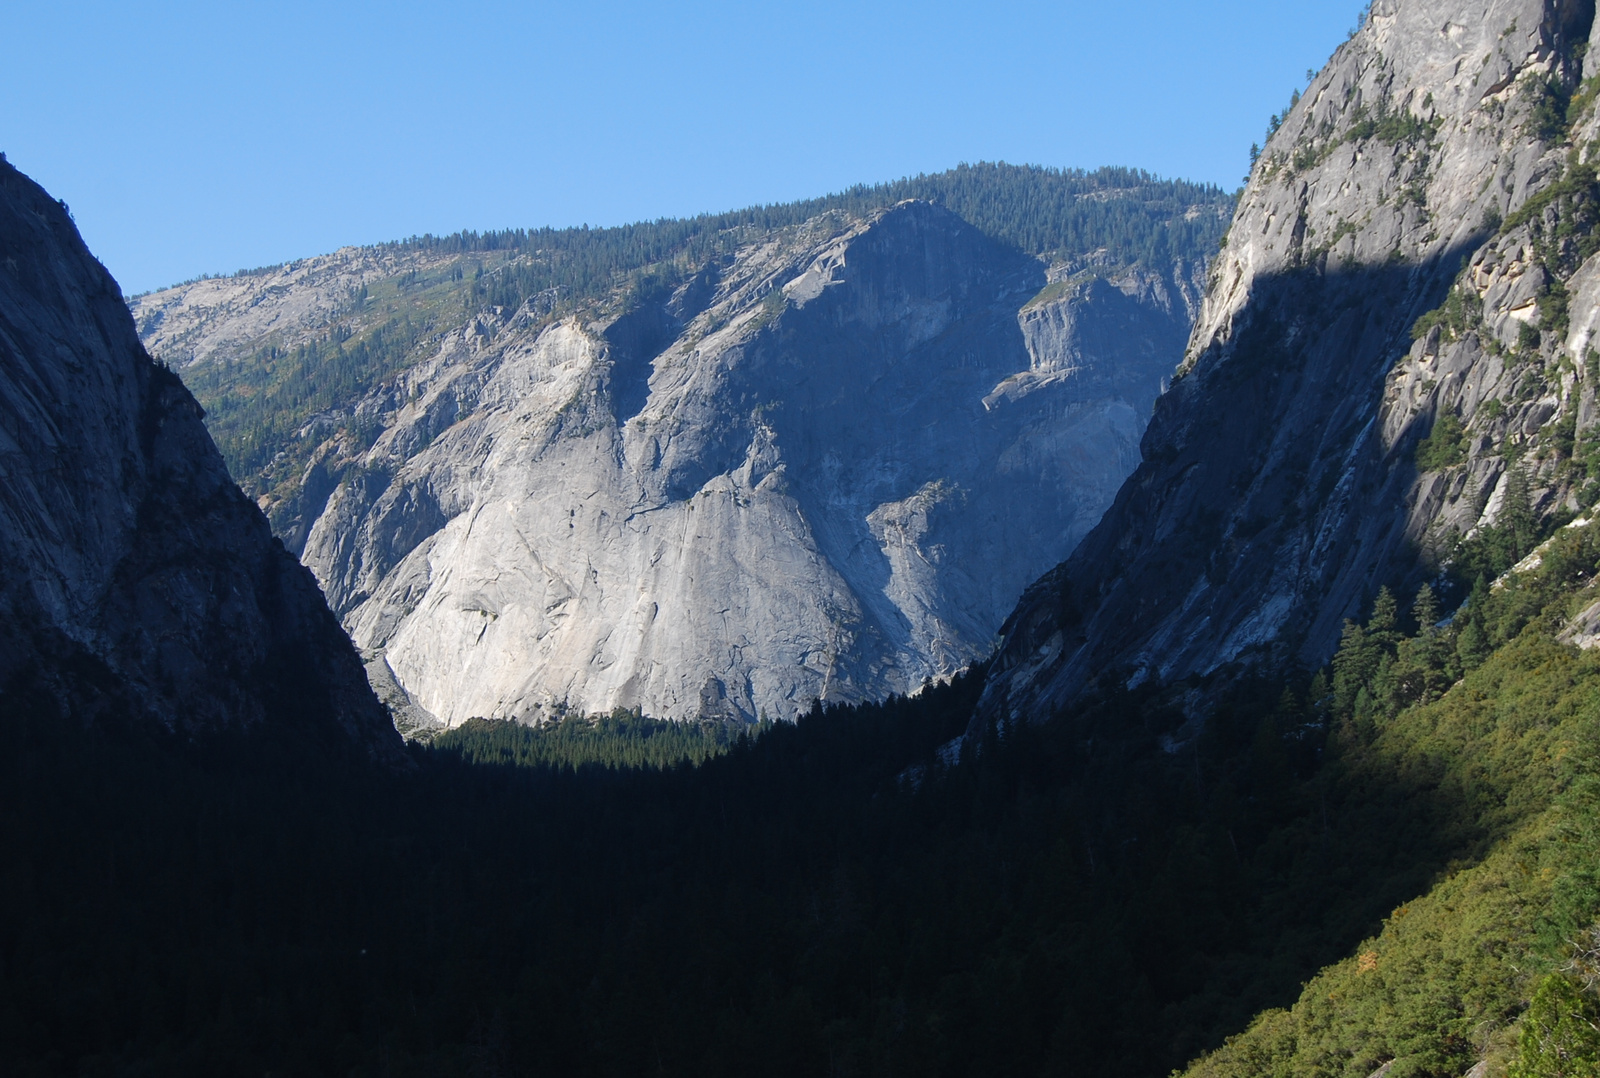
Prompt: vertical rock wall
<box><xmin>0</xmin><ymin>157</ymin><xmax>405</xmax><ymax>764</ymax></box>
<box><xmin>983</xmin><ymin>0</ymin><xmax>1600</xmax><ymax>721</ymax></box>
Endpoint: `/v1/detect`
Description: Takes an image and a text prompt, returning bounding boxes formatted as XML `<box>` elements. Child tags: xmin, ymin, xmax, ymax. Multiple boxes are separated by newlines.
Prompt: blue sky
<box><xmin>2</xmin><ymin>1</ymin><xmax>1359</xmax><ymax>295</ymax></box>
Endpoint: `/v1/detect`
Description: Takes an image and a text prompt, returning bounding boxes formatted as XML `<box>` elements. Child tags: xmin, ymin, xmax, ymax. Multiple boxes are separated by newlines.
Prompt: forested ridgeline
<box><xmin>10</xmin><ymin>516</ymin><xmax>1600</xmax><ymax>1075</ymax></box>
<box><xmin>237</xmin><ymin>161</ymin><xmax>1233</xmax><ymax>294</ymax></box>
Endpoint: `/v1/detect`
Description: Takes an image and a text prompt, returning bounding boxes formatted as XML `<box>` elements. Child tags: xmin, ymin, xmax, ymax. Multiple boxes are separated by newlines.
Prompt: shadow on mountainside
<box><xmin>989</xmin><ymin>246</ymin><xmax>1484</xmax><ymax>719</ymax></box>
<box><xmin>0</xmin><ymin>610</ymin><xmax>1548</xmax><ymax>1078</ymax></box>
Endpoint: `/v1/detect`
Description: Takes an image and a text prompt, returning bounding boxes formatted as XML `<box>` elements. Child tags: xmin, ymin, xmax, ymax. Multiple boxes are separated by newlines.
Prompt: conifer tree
<box><xmin>1504</xmin><ymin>464</ymin><xmax>1538</xmax><ymax>561</ymax></box>
<box><xmin>1412</xmin><ymin>583</ymin><xmax>1440</xmax><ymax>634</ymax></box>
<box><xmin>1333</xmin><ymin>620</ymin><xmax>1380</xmax><ymax>719</ymax></box>
<box><xmin>1510</xmin><ymin>974</ymin><xmax>1600</xmax><ymax>1078</ymax></box>
<box><xmin>1368</xmin><ymin>586</ymin><xmax>1400</xmax><ymax>646</ymax></box>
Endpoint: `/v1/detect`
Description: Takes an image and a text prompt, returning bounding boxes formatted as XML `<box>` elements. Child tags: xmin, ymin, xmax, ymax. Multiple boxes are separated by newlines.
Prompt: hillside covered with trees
<box><xmin>8</xmin><ymin>475</ymin><xmax>1600</xmax><ymax>1075</ymax></box>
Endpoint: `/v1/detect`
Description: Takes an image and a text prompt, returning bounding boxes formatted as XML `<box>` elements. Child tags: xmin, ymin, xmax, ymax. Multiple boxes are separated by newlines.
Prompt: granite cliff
<box><xmin>983</xmin><ymin>0</ymin><xmax>1600</xmax><ymax>722</ymax></box>
<box><xmin>133</xmin><ymin>174</ymin><xmax>1222</xmax><ymax>727</ymax></box>
<box><xmin>0</xmin><ymin>157</ymin><xmax>404</xmax><ymax>764</ymax></box>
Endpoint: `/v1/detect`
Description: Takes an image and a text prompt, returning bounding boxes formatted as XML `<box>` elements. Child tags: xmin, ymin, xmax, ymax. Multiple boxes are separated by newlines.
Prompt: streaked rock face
<box><xmin>0</xmin><ymin>157</ymin><xmax>404</xmax><ymax>764</ymax></box>
<box><xmin>983</xmin><ymin>0</ymin><xmax>1600</xmax><ymax>722</ymax></box>
<box><xmin>138</xmin><ymin>201</ymin><xmax>1202</xmax><ymax>725</ymax></box>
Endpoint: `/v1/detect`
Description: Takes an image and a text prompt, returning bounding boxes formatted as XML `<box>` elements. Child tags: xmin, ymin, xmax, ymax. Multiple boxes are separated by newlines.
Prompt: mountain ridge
<box><xmin>134</xmin><ymin>167</ymin><xmax>1224</xmax><ymax>727</ymax></box>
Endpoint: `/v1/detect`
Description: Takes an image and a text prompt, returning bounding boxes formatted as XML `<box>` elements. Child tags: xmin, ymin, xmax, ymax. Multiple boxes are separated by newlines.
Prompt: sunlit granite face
<box><xmin>139</xmin><ymin>200</ymin><xmax>1201</xmax><ymax>725</ymax></box>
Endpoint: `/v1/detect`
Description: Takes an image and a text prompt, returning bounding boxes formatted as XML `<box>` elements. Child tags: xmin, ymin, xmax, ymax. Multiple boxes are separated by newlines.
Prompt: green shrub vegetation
<box><xmin>1183</xmin><ymin>519</ymin><xmax>1600</xmax><ymax>1078</ymax></box>
<box><xmin>1415</xmin><ymin>411</ymin><xmax>1469</xmax><ymax>471</ymax></box>
<box><xmin>185</xmin><ymin>316</ymin><xmax>425</xmax><ymax>482</ymax></box>
<box><xmin>1500</xmin><ymin>163</ymin><xmax>1600</xmax><ymax>253</ymax></box>
<box><xmin>1344</xmin><ymin>104</ymin><xmax>1440</xmax><ymax>147</ymax></box>
<box><xmin>1280</xmin><ymin>102</ymin><xmax>1441</xmax><ymax>179</ymax></box>
<box><xmin>1450</xmin><ymin>465</ymin><xmax>1547</xmax><ymax>585</ymax></box>
<box><xmin>1509</xmin><ymin>971</ymin><xmax>1600</xmax><ymax>1078</ymax></box>
<box><xmin>1411</xmin><ymin>282</ymin><xmax>1485</xmax><ymax>343</ymax></box>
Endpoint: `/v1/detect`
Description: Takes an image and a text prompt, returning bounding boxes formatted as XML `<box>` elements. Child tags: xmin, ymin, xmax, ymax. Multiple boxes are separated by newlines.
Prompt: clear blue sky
<box><xmin>2</xmin><ymin>1</ymin><xmax>1359</xmax><ymax>295</ymax></box>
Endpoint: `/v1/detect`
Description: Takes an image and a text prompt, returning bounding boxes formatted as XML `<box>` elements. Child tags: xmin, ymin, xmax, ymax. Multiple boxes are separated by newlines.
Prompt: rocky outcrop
<box><xmin>983</xmin><ymin>0</ymin><xmax>1600</xmax><ymax>721</ymax></box>
<box><xmin>138</xmin><ymin>200</ymin><xmax>1204</xmax><ymax>726</ymax></box>
<box><xmin>132</xmin><ymin>246</ymin><xmax>452</xmax><ymax>369</ymax></box>
<box><xmin>0</xmin><ymin>157</ymin><xmax>405</xmax><ymax>765</ymax></box>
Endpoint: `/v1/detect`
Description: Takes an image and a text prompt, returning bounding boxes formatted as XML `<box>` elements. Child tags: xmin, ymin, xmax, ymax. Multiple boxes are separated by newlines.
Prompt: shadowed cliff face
<box><xmin>983</xmin><ymin>0</ymin><xmax>1600</xmax><ymax>722</ymax></box>
<box><xmin>986</xmin><ymin>260</ymin><xmax>1459</xmax><ymax>718</ymax></box>
<box><xmin>0</xmin><ymin>158</ymin><xmax>404</xmax><ymax>765</ymax></box>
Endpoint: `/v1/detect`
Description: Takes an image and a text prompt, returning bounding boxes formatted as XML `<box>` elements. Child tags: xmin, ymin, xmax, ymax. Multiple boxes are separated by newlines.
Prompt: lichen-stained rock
<box><xmin>0</xmin><ymin>156</ymin><xmax>405</xmax><ymax>765</ymax></box>
<box><xmin>982</xmin><ymin>0</ymin><xmax>1600</xmax><ymax>723</ymax></box>
<box><xmin>140</xmin><ymin>199</ymin><xmax>1202</xmax><ymax>725</ymax></box>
